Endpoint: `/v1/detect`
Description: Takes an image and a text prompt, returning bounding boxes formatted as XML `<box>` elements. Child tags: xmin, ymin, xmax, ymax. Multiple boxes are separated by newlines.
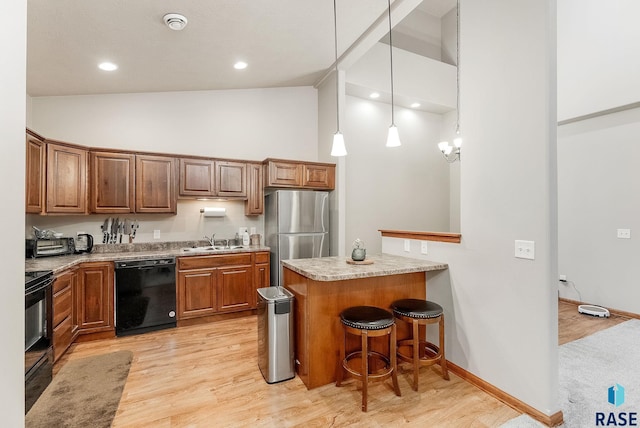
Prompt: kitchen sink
<box><xmin>181</xmin><ymin>245</ymin><xmax>247</xmax><ymax>252</ymax></box>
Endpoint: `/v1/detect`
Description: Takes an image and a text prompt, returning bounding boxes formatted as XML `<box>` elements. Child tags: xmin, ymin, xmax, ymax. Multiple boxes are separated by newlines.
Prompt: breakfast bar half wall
<box><xmin>281</xmin><ymin>254</ymin><xmax>448</xmax><ymax>389</ymax></box>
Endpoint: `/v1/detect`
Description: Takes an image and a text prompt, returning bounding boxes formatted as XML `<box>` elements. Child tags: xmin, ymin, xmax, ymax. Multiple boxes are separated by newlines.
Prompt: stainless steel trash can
<box><xmin>257</xmin><ymin>286</ymin><xmax>295</xmax><ymax>383</ymax></box>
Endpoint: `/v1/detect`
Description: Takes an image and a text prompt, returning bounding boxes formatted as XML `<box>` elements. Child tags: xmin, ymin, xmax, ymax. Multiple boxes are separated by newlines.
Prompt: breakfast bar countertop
<box><xmin>281</xmin><ymin>254</ymin><xmax>448</xmax><ymax>282</ymax></box>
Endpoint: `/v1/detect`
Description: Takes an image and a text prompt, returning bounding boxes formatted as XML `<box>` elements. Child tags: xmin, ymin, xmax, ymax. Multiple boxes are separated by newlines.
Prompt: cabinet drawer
<box><xmin>254</xmin><ymin>252</ymin><xmax>269</xmax><ymax>264</ymax></box>
<box><xmin>53</xmin><ymin>316</ymin><xmax>73</xmax><ymax>362</ymax></box>
<box><xmin>178</xmin><ymin>254</ymin><xmax>252</xmax><ymax>270</ymax></box>
<box><xmin>53</xmin><ymin>286</ymin><xmax>72</xmax><ymax>327</ymax></box>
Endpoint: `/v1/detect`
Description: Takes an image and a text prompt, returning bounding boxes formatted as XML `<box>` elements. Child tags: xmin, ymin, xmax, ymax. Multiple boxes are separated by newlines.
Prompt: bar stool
<box><xmin>391</xmin><ymin>298</ymin><xmax>449</xmax><ymax>391</ymax></box>
<box><xmin>336</xmin><ymin>305</ymin><xmax>401</xmax><ymax>412</ymax></box>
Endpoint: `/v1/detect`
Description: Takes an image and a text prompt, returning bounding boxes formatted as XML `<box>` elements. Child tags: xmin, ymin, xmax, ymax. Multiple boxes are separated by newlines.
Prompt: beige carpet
<box><xmin>26</xmin><ymin>350</ymin><xmax>133</xmax><ymax>428</ymax></box>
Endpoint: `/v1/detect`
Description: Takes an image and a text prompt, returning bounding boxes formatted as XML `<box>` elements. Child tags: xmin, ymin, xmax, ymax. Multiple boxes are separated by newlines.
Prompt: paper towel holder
<box><xmin>200</xmin><ymin>207</ymin><xmax>226</xmax><ymax>217</ymax></box>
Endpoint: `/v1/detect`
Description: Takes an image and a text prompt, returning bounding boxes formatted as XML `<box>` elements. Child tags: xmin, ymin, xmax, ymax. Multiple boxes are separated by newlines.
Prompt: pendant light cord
<box><xmin>387</xmin><ymin>0</ymin><xmax>395</xmax><ymax>126</ymax></box>
<box><xmin>333</xmin><ymin>0</ymin><xmax>340</xmax><ymax>132</ymax></box>
<box><xmin>455</xmin><ymin>0</ymin><xmax>460</xmax><ymax>135</ymax></box>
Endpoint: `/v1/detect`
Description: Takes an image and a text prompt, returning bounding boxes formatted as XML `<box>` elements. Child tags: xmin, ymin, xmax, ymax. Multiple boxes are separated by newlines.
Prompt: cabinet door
<box><xmin>245</xmin><ymin>163</ymin><xmax>264</xmax><ymax>215</ymax></box>
<box><xmin>90</xmin><ymin>151</ymin><xmax>135</xmax><ymax>213</ymax></box>
<box><xmin>177</xmin><ymin>269</ymin><xmax>217</xmax><ymax>319</ymax></box>
<box><xmin>46</xmin><ymin>143</ymin><xmax>88</xmax><ymax>213</ymax></box>
<box><xmin>266</xmin><ymin>161</ymin><xmax>302</xmax><ymax>187</ymax></box>
<box><xmin>77</xmin><ymin>262</ymin><xmax>114</xmax><ymax>334</ymax></box>
<box><xmin>215</xmin><ymin>161</ymin><xmax>247</xmax><ymax>197</ymax></box>
<box><xmin>25</xmin><ymin>131</ymin><xmax>46</xmax><ymax>214</ymax></box>
<box><xmin>179</xmin><ymin>158</ymin><xmax>215</xmax><ymax>197</ymax></box>
<box><xmin>217</xmin><ymin>265</ymin><xmax>253</xmax><ymax>312</ymax></box>
<box><xmin>136</xmin><ymin>155</ymin><xmax>177</xmax><ymax>213</ymax></box>
<box><xmin>303</xmin><ymin>164</ymin><xmax>335</xmax><ymax>190</ymax></box>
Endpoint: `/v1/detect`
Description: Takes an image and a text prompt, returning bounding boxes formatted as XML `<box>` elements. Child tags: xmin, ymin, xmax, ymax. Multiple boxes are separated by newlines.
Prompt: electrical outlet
<box><xmin>559</xmin><ymin>274</ymin><xmax>567</xmax><ymax>281</ymax></box>
<box><xmin>153</xmin><ymin>229</ymin><xmax>161</xmax><ymax>239</ymax></box>
<box><xmin>404</xmin><ymin>239</ymin><xmax>411</xmax><ymax>252</ymax></box>
<box><xmin>421</xmin><ymin>241</ymin><xmax>428</xmax><ymax>254</ymax></box>
<box><xmin>617</xmin><ymin>229</ymin><xmax>631</xmax><ymax>239</ymax></box>
<box><xmin>515</xmin><ymin>240</ymin><xmax>535</xmax><ymax>260</ymax></box>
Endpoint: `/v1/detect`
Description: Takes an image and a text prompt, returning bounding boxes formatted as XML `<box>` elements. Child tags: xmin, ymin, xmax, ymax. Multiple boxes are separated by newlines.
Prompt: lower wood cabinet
<box><xmin>77</xmin><ymin>262</ymin><xmax>114</xmax><ymax>335</ymax></box>
<box><xmin>52</xmin><ymin>268</ymin><xmax>78</xmax><ymax>362</ymax></box>
<box><xmin>177</xmin><ymin>252</ymin><xmax>270</xmax><ymax>320</ymax></box>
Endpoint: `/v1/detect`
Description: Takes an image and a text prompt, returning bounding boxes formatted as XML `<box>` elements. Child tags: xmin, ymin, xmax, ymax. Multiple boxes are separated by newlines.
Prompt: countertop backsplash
<box><xmin>25</xmin><ymin>199</ymin><xmax>264</xmax><ymax>245</ymax></box>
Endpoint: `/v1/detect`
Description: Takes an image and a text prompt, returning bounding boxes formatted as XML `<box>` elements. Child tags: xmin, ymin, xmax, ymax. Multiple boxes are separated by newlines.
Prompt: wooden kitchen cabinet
<box><xmin>177</xmin><ymin>252</ymin><xmax>270</xmax><ymax>321</ymax></box>
<box><xmin>52</xmin><ymin>268</ymin><xmax>78</xmax><ymax>362</ymax></box>
<box><xmin>264</xmin><ymin>159</ymin><xmax>335</xmax><ymax>190</ymax></box>
<box><xmin>217</xmin><ymin>264</ymin><xmax>253</xmax><ymax>312</ymax></box>
<box><xmin>215</xmin><ymin>161</ymin><xmax>247</xmax><ymax>198</ymax></box>
<box><xmin>135</xmin><ymin>154</ymin><xmax>177</xmax><ymax>213</ymax></box>
<box><xmin>90</xmin><ymin>151</ymin><xmax>135</xmax><ymax>214</ymax></box>
<box><xmin>177</xmin><ymin>269</ymin><xmax>218</xmax><ymax>319</ymax></box>
<box><xmin>46</xmin><ymin>142</ymin><xmax>88</xmax><ymax>213</ymax></box>
<box><xmin>179</xmin><ymin>158</ymin><xmax>216</xmax><ymax>197</ymax></box>
<box><xmin>77</xmin><ymin>262</ymin><xmax>114</xmax><ymax>335</ymax></box>
<box><xmin>254</xmin><ymin>252</ymin><xmax>271</xmax><ymax>290</ymax></box>
<box><xmin>245</xmin><ymin>162</ymin><xmax>264</xmax><ymax>215</ymax></box>
<box><xmin>25</xmin><ymin>130</ymin><xmax>46</xmax><ymax>214</ymax></box>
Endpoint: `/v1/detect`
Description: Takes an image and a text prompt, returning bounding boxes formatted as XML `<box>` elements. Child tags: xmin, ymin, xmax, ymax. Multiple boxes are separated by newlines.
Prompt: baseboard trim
<box><xmin>559</xmin><ymin>298</ymin><xmax>640</xmax><ymax>320</ymax></box>
<box><xmin>447</xmin><ymin>361</ymin><xmax>564</xmax><ymax>427</ymax></box>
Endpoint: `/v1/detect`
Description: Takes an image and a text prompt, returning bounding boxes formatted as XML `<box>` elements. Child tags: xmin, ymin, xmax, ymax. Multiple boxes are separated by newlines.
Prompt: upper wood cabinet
<box><xmin>135</xmin><ymin>155</ymin><xmax>177</xmax><ymax>214</ymax></box>
<box><xmin>264</xmin><ymin>159</ymin><xmax>335</xmax><ymax>190</ymax></box>
<box><xmin>245</xmin><ymin>163</ymin><xmax>263</xmax><ymax>216</ymax></box>
<box><xmin>179</xmin><ymin>158</ymin><xmax>216</xmax><ymax>197</ymax></box>
<box><xmin>46</xmin><ymin>143</ymin><xmax>88</xmax><ymax>214</ymax></box>
<box><xmin>90</xmin><ymin>151</ymin><xmax>135</xmax><ymax>214</ymax></box>
<box><xmin>215</xmin><ymin>161</ymin><xmax>247</xmax><ymax>198</ymax></box>
<box><xmin>25</xmin><ymin>130</ymin><xmax>46</xmax><ymax>214</ymax></box>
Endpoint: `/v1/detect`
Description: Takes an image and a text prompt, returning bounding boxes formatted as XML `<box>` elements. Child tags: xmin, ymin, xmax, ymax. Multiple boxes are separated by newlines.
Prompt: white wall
<box><xmin>30</xmin><ymin>87</ymin><xmax>318</xmax><ymax>160</ymax></box>
<box><xmin>557</xmin><ymin>0</ymin><xmax>640</xmax><ymax>121</ymax></box>
<box><xmin>344</xmin><ymin>96</ymin><xmax>450</xmax><ymax>255</ymax></box>
<box><xmin>385</xmin><ymin>0</ymin><xmax>559</xmax><ymax>418</ymax></box>
<box><xmin>557</xmin><ymin>107</ymin><xmax>640</xmax><ymax>313</ymax></box>
<box><xmin>27</xmin><ymin>87</ymin><xmax>319</xmax><ymax>244</ymax></box>
<box><xmin>1</xmin><ymin>0</ymin><xmax>27</xmax><ymax>423</ymax></box>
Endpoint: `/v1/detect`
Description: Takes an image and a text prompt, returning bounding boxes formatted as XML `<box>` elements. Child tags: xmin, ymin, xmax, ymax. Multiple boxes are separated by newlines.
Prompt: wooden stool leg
<box><xmin>390</xmin><ymin>324</ymin><xmax>401</xmax><ymax>397</ymax></box>
<box><xmin>361</xmin><ymin>331</ymin><xmax>369</xmax><ymax>412</ymax></box>
<box><xmin>439</xmin><ymin>315</ymin><xmax>450</xmax><ymax>380</ymax></box>
<box><xmin>336</xmin><ymin>327</ymin><xmax>346</xmax><ymax>387</ymax></box>
<box><xmin>412</xmin><ymin>319</ymin><xmax>420</xmax><ymax>391</ymax></box>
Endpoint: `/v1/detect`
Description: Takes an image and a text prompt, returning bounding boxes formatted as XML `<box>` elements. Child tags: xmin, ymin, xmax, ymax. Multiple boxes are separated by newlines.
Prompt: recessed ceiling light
<box><xmin>369</xmin><ymin>92</ymin><xmax>380</xmax><ymax>99</ymax></box>
<box><xmin>234</xmin><ymin>61</ymin><xmax>248</xmax><ymax>70</ymax></box>
<box><xmin>98</xmin><ymin>62</ymin><xmax>118</xmax><ymax>71</ymax></box>
<box><xmin>410</xmin><ymin>102</ymin><xmax>421</xmax><ymax>108</ymax></box>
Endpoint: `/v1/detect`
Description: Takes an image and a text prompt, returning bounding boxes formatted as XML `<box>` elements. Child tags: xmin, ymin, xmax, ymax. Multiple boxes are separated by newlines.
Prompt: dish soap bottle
<box><xmin>242</xmin><ymin>230</ymin><xmax>250</xmax><ymax>246</ymax></box>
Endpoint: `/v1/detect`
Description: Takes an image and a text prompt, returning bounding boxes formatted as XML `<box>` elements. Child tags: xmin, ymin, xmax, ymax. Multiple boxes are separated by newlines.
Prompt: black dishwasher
<box><xmin>115</xmin><ymin>258</ymin><xmax>177</xmax><ymax>336</ymax></box>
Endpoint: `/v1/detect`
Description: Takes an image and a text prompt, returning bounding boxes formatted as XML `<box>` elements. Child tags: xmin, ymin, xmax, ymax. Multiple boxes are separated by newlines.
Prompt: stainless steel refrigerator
<box><xmin>265</xmin><ymin>190</ymin><xmax>330</xmax><ymax>286</ymax></box>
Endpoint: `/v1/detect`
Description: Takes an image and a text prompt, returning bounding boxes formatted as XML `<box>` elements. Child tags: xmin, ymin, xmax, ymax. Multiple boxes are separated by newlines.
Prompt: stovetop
<box><xmin>25</xmin><ymin>270</ymin><xmax>53</xmax><ymax>290</ymax></box>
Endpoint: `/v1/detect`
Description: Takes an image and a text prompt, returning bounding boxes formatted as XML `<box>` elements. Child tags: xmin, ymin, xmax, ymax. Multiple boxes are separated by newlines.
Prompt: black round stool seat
<box><xmin>340</xmin><ymin>306</ymin><xmax>394</xmax><ymax>330</ymax></box>
<box><xmin>391</xmin><ymin>298</ymin><xmax>443</xmax><ymax>319</ymax></box>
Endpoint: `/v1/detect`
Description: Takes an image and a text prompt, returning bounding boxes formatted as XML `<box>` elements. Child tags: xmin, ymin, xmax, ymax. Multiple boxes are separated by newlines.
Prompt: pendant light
<box><xmin>385</xmin><ymin>0</ymin><xmax>401</xmax><ymax>148</ymax></box>
<box><xmin>330</xmin><ymin>0</ymin><xmax>347</xmax><ymax>157</ymax></box>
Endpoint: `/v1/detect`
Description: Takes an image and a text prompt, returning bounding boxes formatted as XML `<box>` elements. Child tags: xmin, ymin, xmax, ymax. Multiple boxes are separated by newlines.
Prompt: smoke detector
<box><xmin>163</xmin><ymin>13</ymin><xmax>188</xmax><ymax>31</ymax></box>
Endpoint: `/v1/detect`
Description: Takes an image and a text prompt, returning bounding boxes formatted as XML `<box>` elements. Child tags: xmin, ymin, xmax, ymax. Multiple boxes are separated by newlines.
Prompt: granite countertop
<box><xmin>25</xmin><ymin>241</ymin><xmax>271</xmax><ymax>274</ymax></box>
<box><xmin>281</xmin><ymin>254</ymin><xmax>448</xmax><ymax>282</ymax></box>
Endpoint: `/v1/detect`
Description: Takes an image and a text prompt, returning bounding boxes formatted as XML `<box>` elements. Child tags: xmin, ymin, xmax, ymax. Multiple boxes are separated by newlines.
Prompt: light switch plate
<box><xmin>421</xmin><ymin>241</ymin><xmax>428</xmax><ymax>254</ymax></box>
<box><xmin>404</xmin><ymin>239</ymin><xmax>411</xmax><ymax>252</ymax></box>
<box><xmin>153</xmin><ymin>229</ymin><xmax>161</xmax><ymax>239</ymax></box>
<box><xmin>617</xmin><ymin>229</ymin><xmax>631</xmax><ymax>239</ymax></box>
<box><xmin>515</xmin><ymin>240</ymin><xmax>535</xmax><ymax>260</ymax></box>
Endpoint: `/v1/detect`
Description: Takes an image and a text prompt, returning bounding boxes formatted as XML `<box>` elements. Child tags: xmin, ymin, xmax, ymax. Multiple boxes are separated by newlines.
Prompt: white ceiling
<box><xmin>27</xmin><ymin>0</ymin><xmax>455</xmax><ymax>97</ymax></box>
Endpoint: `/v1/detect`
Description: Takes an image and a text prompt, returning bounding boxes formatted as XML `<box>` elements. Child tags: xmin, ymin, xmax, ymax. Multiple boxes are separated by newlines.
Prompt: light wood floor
<box><xmin>55</xmin><ymin>300</ymin><xmax>630</xmax><ymax>427</ymax></box>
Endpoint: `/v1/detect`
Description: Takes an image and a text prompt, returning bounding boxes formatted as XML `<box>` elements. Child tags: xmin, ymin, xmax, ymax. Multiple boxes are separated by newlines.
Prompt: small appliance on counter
<box><xmin>26</xmin><ymin>237</ymin><xmax>75</xmax><ymax>258</ymax></box>
<box><xmin>75</xmin><ymin>233</ymin><xmax>94</xmax><ymax>253</ymax></box>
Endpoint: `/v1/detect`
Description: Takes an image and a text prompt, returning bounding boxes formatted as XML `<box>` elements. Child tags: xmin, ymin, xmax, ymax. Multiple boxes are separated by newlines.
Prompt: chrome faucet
<box><xmin>204</xmin><ymin>234</ymin><xmax>215</xmax><ymax>246</ymax></box>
